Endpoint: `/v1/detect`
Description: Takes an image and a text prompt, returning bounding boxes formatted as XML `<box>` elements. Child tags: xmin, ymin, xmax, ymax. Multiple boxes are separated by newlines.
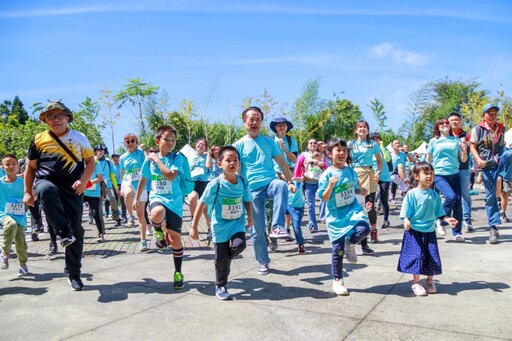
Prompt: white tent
<box><xmin>505</xmin><ymin>128</ymin><xmax>512</xmax><ymax>147</ymax></box>
<box><xmin>411</xmin><ymin>141</ymin><xmax>428</xmax><ymax>155</ymax></box>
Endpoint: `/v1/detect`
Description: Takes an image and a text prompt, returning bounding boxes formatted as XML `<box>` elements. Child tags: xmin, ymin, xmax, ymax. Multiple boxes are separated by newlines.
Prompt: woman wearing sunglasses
<box><xmin>426</xmin><ymin>118</ymin><xmax>468</xmax><ymax>241</ymax></box>
<box><xmin>120</xmin><ymin>133</ymin><xmax>149</xmax><ymax>251</ymax></box>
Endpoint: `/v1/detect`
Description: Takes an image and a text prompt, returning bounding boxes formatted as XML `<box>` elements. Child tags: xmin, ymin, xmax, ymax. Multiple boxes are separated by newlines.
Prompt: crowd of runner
<box><xmin>0</xmin><ymin>101</ymin><xmax>509</xmax><ymax>299</ymax></box>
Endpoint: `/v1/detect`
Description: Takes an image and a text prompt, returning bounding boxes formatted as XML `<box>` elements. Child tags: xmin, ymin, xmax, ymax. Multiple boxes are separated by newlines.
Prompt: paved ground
<box><xmin>1</xmin><ymin>185</ymin><xmax>511</xmax><ymax>340</ymax></box>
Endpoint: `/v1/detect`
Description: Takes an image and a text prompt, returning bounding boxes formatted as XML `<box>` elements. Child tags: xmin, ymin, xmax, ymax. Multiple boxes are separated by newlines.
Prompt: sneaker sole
<box><xmin>268</xmin><ymin>234</ymin><xmax>291</xmax><ymax>239</ymax></box>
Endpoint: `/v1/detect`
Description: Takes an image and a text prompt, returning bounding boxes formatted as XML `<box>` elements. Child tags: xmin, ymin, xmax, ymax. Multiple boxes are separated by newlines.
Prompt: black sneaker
<box><xmin>31</xmin><ymin>233</ymin><xmax>40</xmax><ymax>242</ymax></box>
<box><xmin>361</xmin><ymin>245</ymin><xmax>375</xmax><ymax>255</ymax></box>
<box><xmin>60</xmin><ymin>235</ymin><xmax>76</xmax><ymax>248</ymax></box>
<box><xmin>500</xmin><ymin>212</ymin><xmax>511</xmax><ymax>223</ymax></box>
<box><xmin>48</xmin><ymin>241</ymin><xmax>58</xmax><ymax>255</ymax></box>
<box><xmin>298</xmin><ymin>244</ymin><xmax>305</xmax><ymax>255</ymax></box>
<box><xmin>382</xmin><ymin>220</ymin><xmax>390</xmax><ymax>228</ymax></box>
<box><xmin>173</xmin><ymin>272</ymin><xmax>184</xmax><ymax>290</ymax></box>
<box><xmin>114</xmin><ymin>219</ymin><xmax>122</xmax><ymax>227</ymax></box>
<box><xmin>68</xmin><ymin>277</ymin><xmax>85</xmax><ymax>291</ymax></box>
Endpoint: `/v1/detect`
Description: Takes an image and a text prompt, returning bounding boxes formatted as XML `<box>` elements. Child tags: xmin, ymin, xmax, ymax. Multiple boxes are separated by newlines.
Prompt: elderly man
<box><xmin>234</xmin><ymin>107</ymin><xmax>296</xmax><ymax>275</ymax></box>
<box><xmin>24</xmin><ymin>101</ymin><xmax>95</xmax><ymax>290</ymax></box>
<box><xmin>470</xmin><ymin>104</ymin><xmax>506</xmax><ymax>244</ymax></box>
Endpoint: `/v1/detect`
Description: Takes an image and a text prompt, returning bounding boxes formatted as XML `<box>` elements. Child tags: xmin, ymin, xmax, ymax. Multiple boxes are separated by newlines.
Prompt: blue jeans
<box><xmin>434</xmin><ymin>173</ymin><xmax>462</xmax><ymax>235</ymax></box>
<box><xmin>304</xmin><ymin>182</ymin><xmax>319</xmax><ymax>230</ymax></box>
<box><xmin>459</xmin><ymin>169</ymin><xmax>472</xmax><ymax>222</ymax></box>
<box><xmin>318</xmin><ymin>201</ymin><xmax>326</xmax><ymax>221</ymax></box>
<box><xmin>331</xmin><ymin>222</ymin><xmax>370</xmax><ymax>279</ymax></box>
<box><xmin>251</xmin><ymin>179</ymin><xmax>289</xmax><ymax>264</ymax></box>
<box><xmin>482</xmin><ymin>167</ymin><xmax>500</xmax><ymax>226</ymax></box>
<box><xmin>287</xmin><ymin>205</ymin><xmax>304</xmax><ymax>244</ymax></box>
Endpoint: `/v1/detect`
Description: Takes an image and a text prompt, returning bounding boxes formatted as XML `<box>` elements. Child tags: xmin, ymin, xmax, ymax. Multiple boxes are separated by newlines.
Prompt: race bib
<box><xmin>191</xmin><ymin>167</ymin><xmax>205</xmax><ymax>178</ymax></box>
<box><xmin>221</xmin><ymin>197</ymin><xmax>243</xmax><ymax>220</ymax></box>
<box><xmin>334</xmin><ymin>182</ymin><xmax>355</xmax><ymax>208</ymax></box>
<box><xmin>151</xmin><ymin>176</ymin><xmax>172</xmax><ymax>195</ymax></box>
<box><xmin>306</xmin><ymin>166</ymin><xmax>323</xmax><ymax>180</ymax></box>
<box><xmin>5</xmin><ymin>198</ymin><xmax>25</xmax><ymax>216</ymax></box>
<box><xmin>126</xmin><ymin>169</ymin><xmax>141</xmax><ymax>182</ymax></box>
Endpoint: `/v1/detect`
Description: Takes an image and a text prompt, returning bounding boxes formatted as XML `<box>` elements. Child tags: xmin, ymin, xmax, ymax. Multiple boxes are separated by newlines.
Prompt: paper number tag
<box><xmin>221</xmin><ymin>197</ymin><xmax>243</xmax><ymax>220</ymax></box>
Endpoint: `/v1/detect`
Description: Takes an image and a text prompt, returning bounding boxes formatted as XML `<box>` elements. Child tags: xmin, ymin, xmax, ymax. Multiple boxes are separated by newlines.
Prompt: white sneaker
<box><xmin>345</xmin><ymin>240</ymin><xmax>357</xmax><ymax>264</ymax></box>
<box><xmin>464</xmin><ymin>221</ymin><xmax>474</xmax><ymax>232</ymax></box>
<box><xmin>17</xmin><ymin>265</ymin><xmax>29</xmax><ymax>277</ymax></box>
<box><xmin>332</xmin><ymin>279</ymin><xmax>349</xmax><ymax>296</ymax></box>
<box><xmin>454</xmin><ymin>234</ymin><xmax>465</xmax><ymax>242</ymax></box>
<box><xmin>436</xmin><ymin>220</ymin><xmax>446</xmax><ymax>236</ymax></box>
<box><xmin>215</xmin><ymin>286</ymin><xmax>233</xmax><ymax>300</ymax></box>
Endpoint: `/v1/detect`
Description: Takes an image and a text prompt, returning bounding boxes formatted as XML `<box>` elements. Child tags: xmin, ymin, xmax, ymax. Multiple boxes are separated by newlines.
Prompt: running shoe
<box><xmin>361</xmin><ymin>245</ymin><xmax>374</xmax><ymax>255</ymax></box>
<box><xmin>489</xmin><ymin>226</ymin><xmax>500</xmax><ymax>244</ymax></box>
<box><xmin>411</xmin><ymin>282</ymin><xmax>427</xmax><ymax>296</ymax></box>
<box><xmin>269</xmin><ymin>226</ymin><xmax>290</xmax><ymax>239</ymax></box>
<box><xmin>332</xmin><ymin>278</ymin><xmax>349</xmax><ymax>296</ymax></box>
<box><xmin>215</xmin><ymin>286</ymin><xmax>233</xmax><ymax>300</ymax></box>
<box><xmin>139</xmin><ymin>240</ymin><xmax>149</xmax><ymax>252</ymax></box>
<box><xmin>257</xmin><ymin>263</ymin><xmax>269</xmax><ymax>275</ymax></box>
<box><xmin>68</xmin><ymin>277</ymin><xmax>85</xmax><ymax>291</ymax></box>
<box><xmin>268</xmin><ymin>239</ymin><xmax>278</xmax><ymax>253</ymax></box>
<box><xmin>60</xmin><ymin>235</ymin><xmax>76</xmax><ymax>248</ymax></box>
<box><xmin>173</xmin><ymin>271</ymin><xmax>184</xmax><ymax>289</ymax></box>
<box><xmin>153</xmin><ymin>230</ymin><xmax>167</xmax><ymax>249</ymax></box>
<box><xmin>298</xmin><ymin>244</ymin><xmax>305</xmax><ymax>255</ymax></box>
<box><xmin>1</xmin><ymin>253</ymin><xmax>8</xmax><ymax>269</ymax></box>
<box><xmin>436</xmin><ymin>220</ymin><xmax>446</xmax><ymax>236</ymax></box>
<box><xmin>463</xmin><ymin>220</ymin><xmax>474</xmax><ymax>232</ymax></box>
<box><xmin>17</xmin><ymin>265</ymin><xmax>29</xmax><ymax>277</ymax></box>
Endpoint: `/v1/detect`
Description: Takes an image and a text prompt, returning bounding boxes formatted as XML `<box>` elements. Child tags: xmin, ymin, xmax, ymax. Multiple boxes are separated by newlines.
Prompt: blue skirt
<box><xmin>397</xmin><ymin>229</ymin><xmax>442</xmax><ymax>276</ymax></box>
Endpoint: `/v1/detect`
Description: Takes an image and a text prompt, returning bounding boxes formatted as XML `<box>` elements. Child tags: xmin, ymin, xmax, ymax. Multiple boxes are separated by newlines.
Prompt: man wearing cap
<box><xmin>270</xmin><ymin>117</ymin><xmax>299</xmax><ymax>176</ymax></box>
<box><xmin>94</xmin><ymin>144</ymin><xmax>122</xmax><ymax>227</ymax></box>
<box><xmin>449</xmin><ymin>112</ymin><xmax>474</xmax><ymax>232</ymax></box>
<box><xmin>469</xmin><ymin>104</ymin><xmax>506</xmax><ymax>244</ymax></box>
<box><xmin>233</xmin><ymin>107</ymin><xmax>296</xmax><ymax>276</ymax></box>
<box><xmin>24</xmin><ymin>100</ymin><xmax>95</xmax><ymax>290</ymax></box>
<box><xmin>370</xmin><ymin>132</ymin><xmax>392</xmax><ymax>228</ymax></box>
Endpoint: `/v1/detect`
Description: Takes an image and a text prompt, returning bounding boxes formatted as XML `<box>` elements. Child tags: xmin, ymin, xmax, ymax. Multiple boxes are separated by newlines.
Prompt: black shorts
<box><xmin>149</xmin><ymin>202</ymin><xmax>183</xmax><ymax>233</ymax></box>
<box><xmin>194</xmin><ymin>180</ymin><xmax>209</xmax><ymax>197</ymax></box>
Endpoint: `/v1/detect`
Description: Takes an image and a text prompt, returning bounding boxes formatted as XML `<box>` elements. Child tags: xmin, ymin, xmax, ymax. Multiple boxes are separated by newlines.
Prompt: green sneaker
<box><xmin>173</xmin><ymin>271</ymin><xmax>184</xmax><ymax>290</ymax></box>
<box><xmin>154</xmin><ymin>230</ymin><xmax>167</xmax><ymax>249</ymax></box>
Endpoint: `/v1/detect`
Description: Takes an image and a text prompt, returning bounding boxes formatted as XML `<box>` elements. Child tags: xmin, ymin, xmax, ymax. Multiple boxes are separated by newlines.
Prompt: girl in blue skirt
<box><xmin>398</xmin><ymin>162</ymin><xmax>457</xmax><ymax>296</ymax></box>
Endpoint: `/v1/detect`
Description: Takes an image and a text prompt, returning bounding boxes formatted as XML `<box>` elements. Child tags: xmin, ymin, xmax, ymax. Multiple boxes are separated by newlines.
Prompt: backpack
<box><xmin>173</xmin><ymin>151</ymin><xmax>194</xmax><ymax>196</ymax></box>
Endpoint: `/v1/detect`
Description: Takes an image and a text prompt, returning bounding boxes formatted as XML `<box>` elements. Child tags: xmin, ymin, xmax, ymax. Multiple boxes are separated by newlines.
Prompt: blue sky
<box><xmin>1</xmin><ymin>0</ymin><xmax>511</xmax><ymax>150</ymax></box>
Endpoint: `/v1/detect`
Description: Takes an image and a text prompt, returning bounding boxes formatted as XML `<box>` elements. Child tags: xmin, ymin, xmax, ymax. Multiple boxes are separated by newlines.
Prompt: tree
<box><xmin>99</xmin><ymin>87</ymin><xmax>121</xmax><ymax>153</ymax></box>
<box><xmin>256</xmin><ymin>89</ymin><xmax>278</xmax><ymax>128</ymax></box>
<box><xmin>0</xmin><ymin>96</ymin><xmax>29</xmax><ymax>124</ymax></box>
<box><xmin>177</xmin><ymin>99</ymin><xmax>197</xmax><ymax>145</ymax></box>
<box><xmin>71</xmin><ymin>97</ymin><xmax>105</xmax><ymax>147</ymax></box>
<box><xmin>115</xmin><ymin>78</ymin><xmax>160</xmax><ymax>136</ymax></box>
<box><xmin>368</xmin><ymin>98</ymin><xmax>387</xmax><ymax>130</ymax></box>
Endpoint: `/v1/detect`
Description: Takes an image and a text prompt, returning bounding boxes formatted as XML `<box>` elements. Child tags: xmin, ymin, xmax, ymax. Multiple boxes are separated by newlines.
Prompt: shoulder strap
<box><xmin>213</xmin><ymin>177</ymin><xmax>222</xmax><ymax>205</ymax></box>
<box><xmin>48</xmin><ymin>130</ymin><xmax>80</xmax><ymax>163</ymax></box>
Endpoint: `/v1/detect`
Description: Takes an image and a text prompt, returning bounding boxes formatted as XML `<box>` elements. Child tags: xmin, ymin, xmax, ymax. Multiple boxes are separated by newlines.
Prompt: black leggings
<box><xmin>378</xmin><ymin>181</ymin><xmax>390</xmax><ymax>220</ymax></box>
<box><xmin>214</xmin><ymin>232</ymin><xmax>246</xmax><ymax>287</ymax></box>
<box><xmin>84</xmin><ymin>196</ymin><xmax>105</xmax><ymax>235</ymax></box>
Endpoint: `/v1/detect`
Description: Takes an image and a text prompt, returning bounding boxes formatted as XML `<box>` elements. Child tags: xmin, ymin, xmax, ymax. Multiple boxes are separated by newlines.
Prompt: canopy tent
<box><xmin>411</xmin><ymin>141</ymin><xmax>428</xmax><ymax>155</ymax></box>
<box><xmin>505</xmin><ymin>128</ymin><xmax>512</xmax><ymax>147</ymax></box>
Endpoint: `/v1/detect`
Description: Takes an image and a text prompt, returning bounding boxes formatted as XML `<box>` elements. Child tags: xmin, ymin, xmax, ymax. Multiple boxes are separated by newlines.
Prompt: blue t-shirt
<box><xmin>233</xmin><ymin>135</ymin><xmax>281</xmax><ymax>191</ymax></box>
<box><xmin>84</xmin><ymin>162</ymin><xmax>103</xmax><ymax>198</ymax></box>
<box><xmin>0</xmin><ymin>176</ymin><xmax>27</xmax><ymax>227</ymax></box>
<box><xmin>190</xmin><ymin>154</ymin><xmax>209</xmax><ymax>182</ymax></box>
<box><xmin>113</xmin><ymin>164</ymin><xmax>121</xmax><ymax>184</ymax></box>
<box><xmin>399</xmin><ymin>188</ymin><xmax>445</xmax><ymax>233</ymax></box>
<box><xmin>141</xmin><ymin>153</ymin><xmax>184</xmax><ymax>217</ymax></box>
<box><xmin>120</xmin><ymin>149</ymin><xmax>146</xmax><ymax>190</ymax></box>
<box><xmin>498</xmin><ymin>148</ymin><xmax>512</xmax><ymax>180</ymax></box>
<box><xmin>97</xmin><ymin>158</ymin><xmax>114</xmax><ymax>188</ymax></box>
<box><xmin>273</xmin><ymin>135</ymin><xmax>299</xmax><ymax>172</ymax></box>
<box><xmin>207</xmin><ymin>160</ymin><xmax>223</xmax><ymax>181</ymax></box>
<box><xmin>200</xmin><ymin>175</ymin><xmax>253</xmax><ymax>243</ymax></box>
<box><xmin>373</xmin><ymin>151</ymin><xmax>391</xmax><ymax>182</ymax></box>
<box><xmin>391</xmin><ymin>152</ymin><xmax>407</xmax><ymax>174</ymax></box>
<box><xmin>0</xmin><ymin>168</ymin><xmax>5</xmax><ymax>178</ymax></box>
<box><xmin>427</xmin><ymin>136</ymin><xmax>461</xmax><ymax>176</ymax></box>
<box><xmin>288</xmin><ymin>181</ymin><xmax>305</xmax><ymax>208</ymax></box>
<box><xmin>317</xmin><ymin>167</ymin><xmax>368</xmax><ymax>243</ymax></box>
<box><xmin>349</xmin><ymin>139</ymin><xmax>382</xmax><ymax>167</ymax></box>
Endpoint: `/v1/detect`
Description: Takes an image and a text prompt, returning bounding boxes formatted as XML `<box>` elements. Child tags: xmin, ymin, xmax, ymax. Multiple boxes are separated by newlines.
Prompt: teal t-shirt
<box><xmin>0</xmin><ymin>176</ymin><xmax>27</xmax><ymax>227</ymax></box>
<box><xmin>233</xmin><ymin>135</ymin><xmax>281</xmax><ymax>191</ymax></box>
<box><xmin>317</xmin><ymin>167</ymin><xmax>368</xmax><ymax>243</ymax></box>
<box><xmin>373</xmin><ymin>151</ymin><xmax>391</xmax><ymax>182</ymax></box>
<box><xmin>288</xmin><ymin>181</ymin><xmax>305</xmax><ymax>208</ymax></box>
<box><xmin>273</xmin><ymin>135</ymin><xmax>299</xmax><ymax>172</ymax></box>
<box><xmin>120</xmin><ymin>149</ymin><xmax>146</xmax><ymax>190</ymax></box>
<box><xmin>427</xmin><ymin>136</ymin><xmax>461</xmax><ymax>176</ymax></box>
<box><xmin>190</xmin><ymin>154</ymin><xmax>209</xmax><ymax>181</ymax></box>
<box><xmin>97</xmin><ymin>158</ymin><xmax>114</xmax><ymax>188</ymax></box>
<box><xmin>141</xmin><ymin>153</ymin><xmax>184</xmax><ymax>217</ymax></box>
<box><xmin>200</xmin><ymin>175</ymin><xmax>253</xmax><ymax>243</ymax></box>
<box><xmin>350</xmin><ymin>139</ymin><xmax>381</xmax><ymax>167</ymax></box>
<box><xmin>84</xmin><ymin>162</ymin><xmax>103</xmax><ymax>198</ymax></box>
<box><xmin>391</xmin><ymin>152</ymin><xmax>407</xmax><ymax>173</ymax></box>
<box><xmin>113</xmin><ymin>164</ymin><xmax>121</xmax><ymax>184</ymax></box>
<box><xmin>399</xmin><ymin>188</ymin><xmax>445</xmax><ymax>233</ymax></box>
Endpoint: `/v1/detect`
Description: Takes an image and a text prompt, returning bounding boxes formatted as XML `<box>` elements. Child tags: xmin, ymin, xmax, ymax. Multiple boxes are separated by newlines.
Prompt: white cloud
<box><xmin>370</xmin><ymin>43</ymin><xmax>429</xmax><ymax>67</ymax></box>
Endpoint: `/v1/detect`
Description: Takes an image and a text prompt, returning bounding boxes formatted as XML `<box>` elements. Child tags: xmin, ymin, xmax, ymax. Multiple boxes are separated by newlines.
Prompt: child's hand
<box><xmin>445</xmin><ymin>217</ymin><xmax>458</xmax><ymax>227</ymax></box>
<box><xmin>359</xmin><ymin>188</ymin><xmax>368</xmax><ymax>197</ymax></box>
<box><xmin>288</xmin><ymin>183</ymin><xmax>296</xmax><ymax>193</ymax></box>
<box><xmin>23</xmin><ymin>193</ymin><xmax>35</xmax><ymax>207</ymax></box>
<box><xmin>132</xmin><ymin>201</ymin><xmax>139</xmax><ymax>211</ymax></box>
<box><xmin>189</xmin><ymin>227</ymin><xmax>198</xmax><ymax>240</ymax></box>
<box><xmin>246</xmin><ymin>216</ymin><xmax>254</xmax><ymax>229</ymax></box>
<box><xmin>404</xmin><ymin>219</ymin><xmax>411</xmax><ymax>231</ymax></box>
<box><xmin>328</xmin><ymin>175</ymin><xmax>338</xmax><ymax>187</ymax></box>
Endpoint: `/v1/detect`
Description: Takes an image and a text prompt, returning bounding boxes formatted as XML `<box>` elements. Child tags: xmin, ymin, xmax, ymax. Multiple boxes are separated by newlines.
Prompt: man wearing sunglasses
<box><xmin>24</xmin><ymin>101</ymin><xmax>95</xmax><ymax>291</ymax></box>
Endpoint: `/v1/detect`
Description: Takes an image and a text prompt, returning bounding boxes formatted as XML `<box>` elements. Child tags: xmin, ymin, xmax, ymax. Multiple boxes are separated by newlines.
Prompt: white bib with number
<box><xmin>151</xmin><ymin>176</ymin><xmax>172</xmax><ymax>195</ymax></box>
<box><xmin>334</xmin><ymin>182</ymin><xmax>355</xmax><ymax>208</ymax></box>
<box><xmin>5</xmin><ymin>198</ymin><xmax>25</xmax><ymax>216</ymax></box>
<box><xmin>191</xmin><ymin>167</ymin><xmax>205</xmax><ymax>178</ymax></box>
<box><xmin>221</xmin><ymin>197</ymin><xmax>243</xmax><ymax>220</ymax></box>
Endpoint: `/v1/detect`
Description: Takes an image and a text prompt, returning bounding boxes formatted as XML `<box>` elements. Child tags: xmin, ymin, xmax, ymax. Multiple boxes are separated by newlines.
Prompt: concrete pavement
<box><xmin>0</xmin><ymin>186</ymin><xmax>511</xmax><ymax>340</ymax></box>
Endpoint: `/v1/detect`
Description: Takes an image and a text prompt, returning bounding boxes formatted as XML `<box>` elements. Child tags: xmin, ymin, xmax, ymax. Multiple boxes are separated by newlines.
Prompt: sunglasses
<box><xmin>46</xmin><ymin>113</ymin><xmax>68</xmax><ymax>120</ymax></box>
<box><xmin>125</xmin><ymin>139</ymin><xmax>136</xmax><ymax>144</ymax></box>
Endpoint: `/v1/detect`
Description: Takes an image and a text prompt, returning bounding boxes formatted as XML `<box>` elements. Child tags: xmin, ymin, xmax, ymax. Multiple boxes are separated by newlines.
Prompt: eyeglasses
<box><xmin>309</xmin><ymin>142</ymin><xmax>317</xmax><ymax>144</ymax></box>
<box><xmin>439</xmin><ymin>122</ymin><xmax>450</xmax><ymax>126</ymax></box>
<box><xmin>125</xmin><ymin>139</ymin><xmax>136</xmax><ymax>144</ymax></box>
<box><xmin>46</xmin><ymin>113</ymin><xmax>67</xmax><ymax>121</ymax></box>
